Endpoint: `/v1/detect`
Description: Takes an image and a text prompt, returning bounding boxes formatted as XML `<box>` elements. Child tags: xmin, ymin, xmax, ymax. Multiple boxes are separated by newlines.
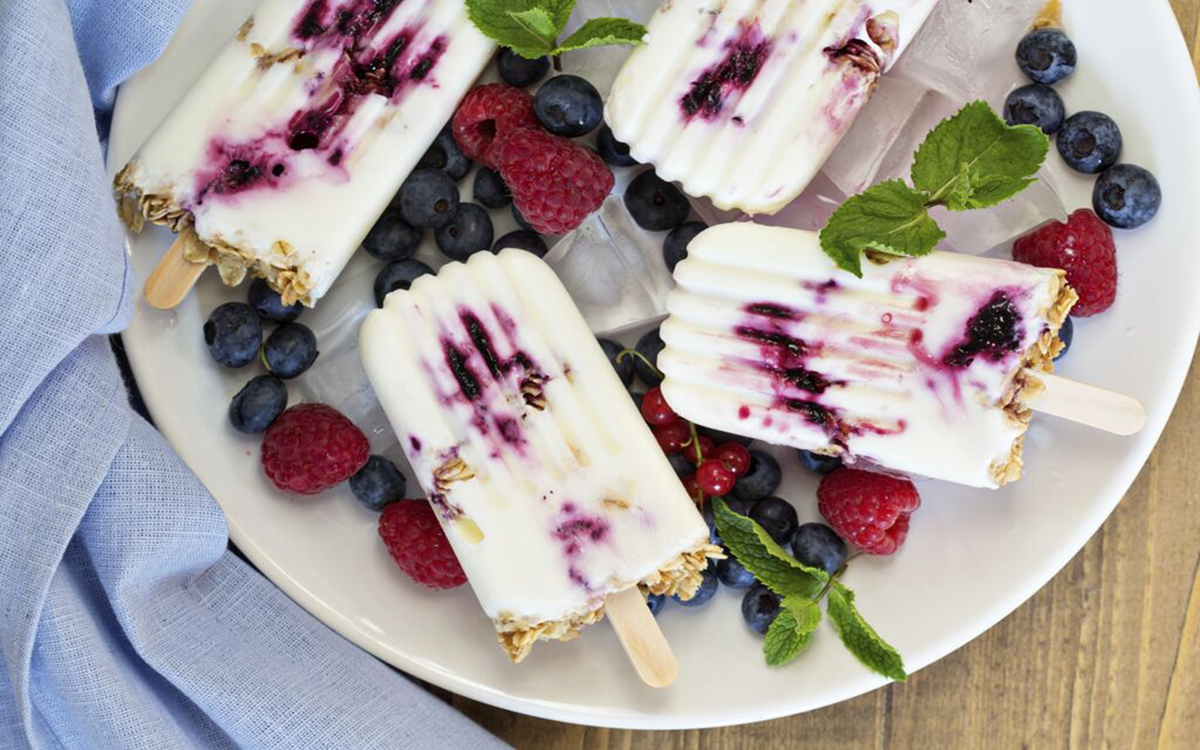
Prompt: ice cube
<box><xmin>562</xmin><ymin>1</ymin><xmax>659</xmax><ymax>98</ymax></box>
<box><xmin>687</xmin><ymin>194</ymin><xmax>746</xmax><ymax>227</ymax></box>
<box><xmin>929</xmin><ymin>169</ymin><xmax>1067</xmax><ymax>256</ymax></box>
<box><xmin>297</xmin><ymin>254</ymin><xmax>397</xmax><ymax>454</ymax></box>
<box><xmin>754</xmin><ymin>171</ymin><xmax>847</xmax><ymax>232</ymax></box>
<box><xmin>873</xmin><ymin>90</ymin><xmax>960</xmax><ymax>185</ymax></box>
<box><xmin>543</xmin><ymin>194</ymin><xmax>673</xmax><ymax>335</ymax></box>
<box><xmin>890</xmin><ymin>0</ymin><xmax>1046</xmax><ymax>102</ymax></box>
<box><xmin>821</xmin><ymin>76</ymin><xmax>930</xmax><ymax>195</ymax></box>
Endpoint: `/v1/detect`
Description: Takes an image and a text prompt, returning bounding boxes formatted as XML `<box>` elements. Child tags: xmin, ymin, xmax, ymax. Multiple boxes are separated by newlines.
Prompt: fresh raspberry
<box><xmin>1012</xmin><ymin>209</ymin><xmax>1117</xmax><ymax>317</ymax></box>
<box><xmin>817</xmin><ymin>468</ymin><xmax>920</xmax><ymax>556</ymax></box>
<box><xmin>261</xmin><ymin>404</ymin><xmax>369</xmax><ymax>495</ymax></box>
<box><xmin>378</xmin><ymin>500</ymin><xmax>466</xmax><ymax>589</ymax></box>
<box><xmin>489</xmin><ymin>128</ymin><xmax>614</xmax><ymax>235</ymax></box>
<box><xmin>451</xmin><ymin>83</ymin><xmax>537</xmax><ymax>165</ymax></box>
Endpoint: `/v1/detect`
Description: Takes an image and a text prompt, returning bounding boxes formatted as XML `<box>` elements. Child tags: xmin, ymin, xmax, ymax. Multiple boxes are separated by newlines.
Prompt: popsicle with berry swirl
<box><xmin>360</xmin><ymin>249</ymin><xmax>719</xmax><ymax>666</ymax></box>
<box><xmin>658</xmin><ymin>224</ymin><xmax>1082</xmax><ymax>489</ymax></box>
<box><xmin>114</xmin><ymin>0</ymin><xmax>494</xmax><ymax>306</ymax></box>
<box><xmin>605</xmin><ymin>0</ymin><xmax>939</xmax><ymax>215</ymax></box>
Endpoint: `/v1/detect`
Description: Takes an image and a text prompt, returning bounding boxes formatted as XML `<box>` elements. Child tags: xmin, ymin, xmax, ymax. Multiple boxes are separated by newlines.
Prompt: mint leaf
<box><xmin>506</xmin><ymin>8</ymin><xmax>558</xmax><ymax>46</ymax></box>
<box><xmin>713</xmin><ymin>498</ymin><xmax>827</xmax><ymax>599</ymax></box>
<box><xmin>826</xmin><ymin>582</ymin><xmax>906</xmax><ymax>682</ymax></box>
<box><xmin>910</xmin><ymin>100</ymin><xmax>1049</xmax><ymax>211</ymax></box>
<box><xmin>764</xmin><ymin>596</ymin><xmax>822</xmax><ymax>666</ymax></box>
<box><xmin>818</xmin><ymin>180</ymin><xmax>945</xmax><ymax>277</ymax></box>
<box><xmin>556</xmin><ymin>17</ymin><xmax>647</xmax><ymax>53</ymax></box>
<box><xmin>466</xmin><ymin>0</ymin><xmax>575</xmax><ymax>59</ymax></box>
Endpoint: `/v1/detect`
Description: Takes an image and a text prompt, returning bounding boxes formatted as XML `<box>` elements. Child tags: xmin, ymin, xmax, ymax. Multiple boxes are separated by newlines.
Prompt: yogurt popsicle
<box><xmin>114</xmin><ymin>0</ymin><xmax>494</xmax><ymax>305</ymax></box>
<box><xmin>658</xmin><ymin>224</ymin><xmax>1077</xmax><ymax>489</ymax></box>
<box><xmin>361</xmin><ymin>249</ymin><xmax>720</xmax><ymax>662</ymax></box>
<box><xmin>605</xmin><ymin>0</ymin><xmax>939</xmax><ymax>215</ymax></box>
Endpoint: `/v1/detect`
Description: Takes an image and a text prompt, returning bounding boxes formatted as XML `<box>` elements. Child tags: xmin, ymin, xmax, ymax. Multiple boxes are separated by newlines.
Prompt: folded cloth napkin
<box><xmin>0</xmin><ymin>2</ymin><xmax>507</xmax><ymax>748</ymax></box>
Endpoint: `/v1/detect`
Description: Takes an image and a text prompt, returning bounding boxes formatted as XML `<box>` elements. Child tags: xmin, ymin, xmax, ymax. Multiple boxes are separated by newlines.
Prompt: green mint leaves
<box><xmin>713</xmin><ymin>498</ymin><xmax>906</xmax><ymax>681</ymax></box>
<box><xmin>466</xmin><ymin>0</ymin><xmax>646</xmax><ymax>60</ymax></box>
<box><xmin>820</xmin><ymin>100</ymin><xmax>1050</xmax><ymax>277</ymax></box>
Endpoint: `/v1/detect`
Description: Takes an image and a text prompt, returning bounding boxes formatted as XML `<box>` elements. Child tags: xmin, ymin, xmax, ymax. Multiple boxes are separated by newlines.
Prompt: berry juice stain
<box><xmin>552</xmin><ymin>506</ymin><xmax>611</xmax><ymax>592</ymax></box>
<box><xmin>196</xmin><ymin>1</ymin><xmax>447</xmax><ymax>202</ymax></box>
<box><xmin>680</xmin><ymin>22</ymin><xmax>771</xmax><ymax>121</ymax></box>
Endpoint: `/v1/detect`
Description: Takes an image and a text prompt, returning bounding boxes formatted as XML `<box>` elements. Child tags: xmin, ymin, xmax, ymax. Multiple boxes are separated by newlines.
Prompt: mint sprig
<box><xmin>820</xmin><ymin>100</ymin><xmax>1050</xmax><ymax>277</ymax></box>
<box><xmin>466</xmin><ymin>0</ymin><xmax>647</xmax><ymax>61</ymax></box>
<box><xmin>714</xmin><ymin>498</ymin><xmax>906</xmax><ymax>680</ymax></box>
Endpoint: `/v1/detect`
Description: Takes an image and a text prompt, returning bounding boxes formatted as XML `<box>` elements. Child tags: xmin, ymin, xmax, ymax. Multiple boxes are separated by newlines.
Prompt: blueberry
<box><xmin>742</xmin><ymin>584</ymin><xmax>781</xmax><ymax>635</ymax></box>
<box><xmin>362</xmin><ymin>208</ymin><xmax>422</xmax><ymax>262</ymax></box>
<box><xmin>598</xmin><ymin>337</ymin><xmax>634</xmax><ymax>386</ymax></box>
<box><xmin>666</xmin><ymin>451</ymin><xmax>693</xmax><ymax>478</ymax></box>
<box><xmin>646</xmin><ymin>592</ymin><xmax>667</xmax><ymax>616</ymax></box>
<box><xmin>1093</xmin><ymin>164</ymin><xmax>1162</xmax><ymax>229</ymax></box>
<box><xmin>697</xmin><ymin>425</ymin><xmax>752</xmax><ymax>447</ymax></box>
<box><xmin>748</xmin><ymin>496</ymin><xmax>798</xmax><ymax>545</ymax></box>
<box><xmin>497</xmin><ymin>48</ymin><xmax>550</xmax><ymax>88</ymax></box>
<box><xmin>797</xmin><ymin>449</ymin><xmax>842</xmax><ymax>475</ymax></box>
<box><xmin>634</xmin><ymin>327</ymin><xmax>665</xmax><ymax>386</ymax></box>
<box><xmin>228</xmin><ymin>374</ymin><xmax>288</xmax><ymax>434</ymax></box>
<box><xmin>262</xmin><ymin>322</ymin><xmax>319</xmax><ymax>379</ymax></box>
<box><xmin>732</xmin><ymin>450</ymin><xmax>781</xmax><ymax>502</ymax></box>
<box><xmin>398</xmin><ymin>169</ymin><xmax>459</xmax><ymax>229</ymax></box>
<box><xmin>349</xmin><ymin>455</ymin><xmax>408</xmax><ymax>512</ymax></box>
<box><xmin>435</xmin><ymin>203</ymin><xmax>494</xmax><ymax>262</ymax></box>
<box><xmin>493</xmin><ymin>230</ymin><xmax>548</xmax><ymax>257</ymax></box>
<box><xmin>248</xmin><ymin>278</ymin><xmax>302</xmax><ymax>323</ymax></box>
<box><xmin>703</xmin><ymin>497</ymin><xmax>749</xmax><ymax>546</ymax></box>
<box><xmin>416</xmin><ymin>127</ymin><xmax>471</xmax><ymax>181</ymax></box>
<box><xmin>473</xmin><ymin>167</ymin><xmax>511</xmax><ymax>209</ymax></box>
<box><xmin>673</xmin><ymin>561</ymin><xmax>718</xmax><ymax>607</ymax></box>
<box><xmin>790</xmin><ymin>523</ymin><xmax>847</xmax><ymax>575</ymax></box>
<box><xmin>717</xmin><ymin>552</ymin><xmax>758</xmax><ymax>589</ymax></box>
<box><xmin>1056</xmin><ymin>112</ymin><xmax>1123</xmax><ymax>174</ymax></box>
<box><xmin>1055</xmin><ymin>316</ymin><xmax>1073</xmax><ymax>361</ymax></box>
<box><xmin>374</xmin><ymin>259</ymin><xmax>434</xmax><ymax>307</ymax></box>
<box><xmin>204</xmin><ymin>302</ymin><xmax>262</xmax><ymax>368</ymax></box>
<box><xmin>624</xmin><ymin>170</ymin><xmax>689</xmax><ymax>231</ymax></box>
<box><xmin>1003</xmin><ymin>84</ymin><xmax>1064</xmax><ymax>134</ymax></box>
<box><xmin>1016</xmin><ymin>28</ymin><xmax>1077</xmax><ymax>85</ymax></box>
<box><xmin>511</xmin><ymin>204</ymin><xmax>534</xmax><ymax>232</ymax></box>
<box><xmin>534</xmin><ymin>75</ymin><xmax>603</xmax><ymax>137</ymax></box>
<box><xmin>663</xmin><ymin>221</ymin><xmax>707</xmax><ymax>272</ymax></box>
<box><xmin>596</xmin><ymin>124</ymin><xmax>638</xmax><ymax>167</ymax></box>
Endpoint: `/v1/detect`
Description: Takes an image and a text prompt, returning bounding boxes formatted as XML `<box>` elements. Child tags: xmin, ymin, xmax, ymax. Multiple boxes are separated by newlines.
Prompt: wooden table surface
<box><xmin>442</xmin><ymin>5</ymin><xmax>1200</xmax><ymax>747</ymax></box>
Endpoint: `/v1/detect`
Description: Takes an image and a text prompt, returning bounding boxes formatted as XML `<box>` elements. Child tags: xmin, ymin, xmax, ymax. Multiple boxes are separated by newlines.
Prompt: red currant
<box><xmin>682</xmin><ymin>473</ymin><xmax>701</xmax><ymax>500</ymax></box>
<box><xmin>715</xmin><ymin>442</ymin><xmax>751</xmax><ymax>477</ymax></box>
<box><xmin>684</xmin><ymin>435</ymin><xmax>715</xmax><ymax>465</ymax></box>
<box><xmin>696</xmin><ymin>459</ymin><xmax>736</xmax><ymax>497</ymax></box>
<box><xmin>654</xmin><ymin>419</ymin><xmax>689</xmax><ymax>454</ymax></box>
<box><xmin>640</xmin><ymin>386</ymin><xmax>677</xmax><ymax>426</ymax></box>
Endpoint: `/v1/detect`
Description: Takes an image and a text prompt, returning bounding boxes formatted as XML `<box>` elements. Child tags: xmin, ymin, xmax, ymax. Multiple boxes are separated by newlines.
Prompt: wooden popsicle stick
<box><xmin>605</xmin><ymin>586</ymin><xmax>679</xmax><ymax>688</ymax></box>
<box><xmin>144</xmin><ymin>229</ymin><xmax>207</xmax><ymax>309</ymax></box>
<box><xmin>1025</xmin><ymin>370</ymin><xmax>1146</xmax><ymax>436</ymax></box>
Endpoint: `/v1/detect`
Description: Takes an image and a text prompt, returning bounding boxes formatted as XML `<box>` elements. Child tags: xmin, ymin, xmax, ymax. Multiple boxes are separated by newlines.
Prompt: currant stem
<box><xmin>552</xmin><ymin>53</ymin><xmax>563</xmax><ymax>72</ymax></box>
<box><xmin>615</xmin><ymin>348</ymin><xmax>664</xmax><ymax>380</ymax></box>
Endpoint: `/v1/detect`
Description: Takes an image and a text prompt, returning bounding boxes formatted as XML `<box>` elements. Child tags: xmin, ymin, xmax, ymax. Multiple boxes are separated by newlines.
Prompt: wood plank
<box><xmin>446</xmin><ymin>4</ymin><xmax>1200</xmax><ymax>746</ymax></box>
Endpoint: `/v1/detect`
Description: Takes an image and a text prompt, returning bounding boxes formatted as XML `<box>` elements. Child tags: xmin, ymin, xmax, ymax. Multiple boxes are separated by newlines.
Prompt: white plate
<box><xmin>110</xmin><ymin>0</ymin><xmax>1200</xmax><ymax>729</ymax></box>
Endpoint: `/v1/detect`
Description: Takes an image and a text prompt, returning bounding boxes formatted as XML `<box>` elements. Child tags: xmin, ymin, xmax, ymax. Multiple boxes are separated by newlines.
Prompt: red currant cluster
<box><xmin>639</xmin><ymin>386</ymin><xmax>752</xmax><ymax>504</ymax></box>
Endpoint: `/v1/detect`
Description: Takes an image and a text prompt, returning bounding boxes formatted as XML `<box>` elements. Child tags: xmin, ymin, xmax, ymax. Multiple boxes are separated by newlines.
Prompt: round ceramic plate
<box><xmin>110</xmin><ymin>0</ymin><xmax>1200</xmax><ymax>729</ymax></box>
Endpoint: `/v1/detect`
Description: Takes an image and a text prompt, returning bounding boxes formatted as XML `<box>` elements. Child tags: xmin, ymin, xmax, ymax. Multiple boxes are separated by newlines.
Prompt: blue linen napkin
<box><xmin>0</xmin><ymin>2</ymin><xmax>507</xmax><ymax>747</ymax></box>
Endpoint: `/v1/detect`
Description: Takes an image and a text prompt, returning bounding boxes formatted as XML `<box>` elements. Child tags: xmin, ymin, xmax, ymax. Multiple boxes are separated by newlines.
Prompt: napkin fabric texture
<box><xmin>0</xmin><ymin>2</ymin><xmax>505</xmax><ymax>748</ymax></box>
